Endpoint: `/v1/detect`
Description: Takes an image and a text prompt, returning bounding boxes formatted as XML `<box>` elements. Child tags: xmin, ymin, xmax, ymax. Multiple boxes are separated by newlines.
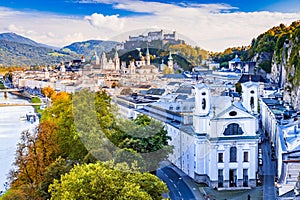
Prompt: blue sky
<box><xmin>0</xmin><ymin>0</ymin><xmax>299</xmax><ymax>51</ymax></box>
<box><xmin>1</xmin><ymin>0</ymin><xmax>300</xmax><ymax>15</ymax></box>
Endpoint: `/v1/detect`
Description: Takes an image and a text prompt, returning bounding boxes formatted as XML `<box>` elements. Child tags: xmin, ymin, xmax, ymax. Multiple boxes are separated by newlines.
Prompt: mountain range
<box><xmin>0</xmin><ymin>33</ymin><xmax>120</xmax><ymax>66</ymax></box>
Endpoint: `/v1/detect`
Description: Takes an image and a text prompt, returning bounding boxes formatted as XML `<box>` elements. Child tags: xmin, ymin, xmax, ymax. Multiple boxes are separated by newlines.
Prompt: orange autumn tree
<box><xmin>41</xmin><ymin>86</ymin><xmax>56</xmax><ymax>99</ymax></box>
<box><xmin>8</xmin><ymin>121</ymin><xmax>58</xmax><ymax>199</ymax></box>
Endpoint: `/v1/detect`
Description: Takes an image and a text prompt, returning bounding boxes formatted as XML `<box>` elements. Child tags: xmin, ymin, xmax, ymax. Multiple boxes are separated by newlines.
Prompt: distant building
<box><xmin>228</xmin><ymin>55</ymin><xmax>256</xmax><ymax>74</ymax></box>
<box><xmin>119</xmin><ymin>46</ymin><xmax>160</xmax><ymax>87</ymax></box>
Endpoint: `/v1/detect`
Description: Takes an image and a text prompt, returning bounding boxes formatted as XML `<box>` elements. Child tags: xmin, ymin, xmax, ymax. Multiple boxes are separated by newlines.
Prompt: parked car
<box><xmin>258</xmin><ymin>158</ymin><xmax>263</xmax><ymax>166</ymax></box>
<box><xmin>258</xmin><ymin>148</ymin><xmax>263</xmax><ymax>159</ymax></box>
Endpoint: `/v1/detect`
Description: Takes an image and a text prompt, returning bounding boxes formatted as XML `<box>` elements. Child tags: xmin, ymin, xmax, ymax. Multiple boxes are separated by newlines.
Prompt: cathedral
<box><xmin>90</xmin><ymin>50</ymin><xmax>120</xmax><ymax>72</ymax></box>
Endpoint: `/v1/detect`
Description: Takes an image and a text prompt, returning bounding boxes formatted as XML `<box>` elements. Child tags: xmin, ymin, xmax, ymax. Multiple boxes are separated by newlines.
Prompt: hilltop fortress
<box><xmin>124</xmin><ymin>30</ymin><xmax>184</xmax><ymax>49</ymax></box>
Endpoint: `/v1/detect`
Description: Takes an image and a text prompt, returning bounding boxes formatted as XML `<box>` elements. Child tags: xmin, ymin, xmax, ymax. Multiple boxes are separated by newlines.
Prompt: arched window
<box><xmin>223</xmin><ymin>123</ymin><xmax>244</xmax><ymax>135</ymax></box>
<box><xmin>250</xmin><ymin>97</ymin><xmax>254</xmax><ymax>109</ymax></box>
<box><xmin>230</xmin><ymin>147</ymin><xmax>237</xmax><ymax>162</ymax></box>
<box><xmin>202</xmin><ymin>98</ymin><xmax>206</xmax><ymax>110</ymax></box>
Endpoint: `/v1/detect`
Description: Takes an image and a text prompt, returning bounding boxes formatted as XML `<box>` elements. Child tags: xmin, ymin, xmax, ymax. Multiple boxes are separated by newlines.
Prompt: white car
<box><xmin>258</xmin><ymin>148</ymin><xmax>263</xmax><ymax>159</ymax></box>
<box><xmin>258</xmin><ymin>158</ymin><xmax>263</xmax><ymax>165</ymax></box>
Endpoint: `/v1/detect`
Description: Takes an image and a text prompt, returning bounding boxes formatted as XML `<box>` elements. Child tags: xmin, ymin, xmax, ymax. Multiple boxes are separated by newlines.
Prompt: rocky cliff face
<box><xmin>247</xmin><ymin>21</ymin><xmax>300</xmax><ymax>109</ymax></box>
<box><xmin>270</xmin><ymin>26</ymin><xmax>300</xmax><ymax>110</ymax></box>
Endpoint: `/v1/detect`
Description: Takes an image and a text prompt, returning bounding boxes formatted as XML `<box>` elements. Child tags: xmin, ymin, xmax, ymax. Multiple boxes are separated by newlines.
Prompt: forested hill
<box><xmin>0</xmin><ymin>39</ymin><xmax>78</xmax><ymax>66</ymax></box>
<box><xmin>266</xmin><ymin>21</ymin><xmax>300</xmax><ymax>109</ymax></box>
<box><xmin>0</xmin><ymin>32</ymin><xmax>56</xmax><ymax>49</ymax></box>
<box><xmin>248</xmin><ymin>21</ymin><xmax>300</xmax><ymax>74</ymax></box>
<box><xmin>0</xmin><ymin>33</ymin><xmax>119</xmax><ymax>66</ymax></box>
<box><xmin>0</xmin><ymin>33</ymin><xmax>78</xmax><ymax>66</ymax></box>
<box><xmin>61</xmin><ymin>40</ymin><xmax>120</xmax><ymax>58</ymax></box>
<box><xmin>247</xmin><ymin>21</ymin><xmax>300</xmax><ymax>110</ymax></box>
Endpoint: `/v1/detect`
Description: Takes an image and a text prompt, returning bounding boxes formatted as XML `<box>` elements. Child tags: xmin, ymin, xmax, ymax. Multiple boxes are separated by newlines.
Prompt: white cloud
<box><xmin>84</xmin><ymin>13</ymin><xmax>124</xmax><ymax>31</ymax></box>
<box><xmin>0</xmin><ymin>2</ymin><xmax>300</xmax><ymax>52</ymax></box>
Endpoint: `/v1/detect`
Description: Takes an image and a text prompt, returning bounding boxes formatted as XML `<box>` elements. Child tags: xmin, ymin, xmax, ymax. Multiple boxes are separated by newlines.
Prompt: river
<box><xmin>0</xmin><ymin>93</ymin><xmax>37</xmax><ymax>193</ymax></box>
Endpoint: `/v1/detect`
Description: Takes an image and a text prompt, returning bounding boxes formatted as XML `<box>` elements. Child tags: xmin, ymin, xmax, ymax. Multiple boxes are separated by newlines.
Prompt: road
<box><xmin>261</xmin><ymin>137</ymin><xmax>276</xmax><ymax>200</ymax></box>
<box><xmin>157</xmin><ymin>165</ymin><xmax>197</xmax><ymax>200</ymax></box>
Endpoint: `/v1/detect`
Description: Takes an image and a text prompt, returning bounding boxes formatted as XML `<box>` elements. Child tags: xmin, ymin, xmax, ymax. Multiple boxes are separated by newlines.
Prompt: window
<box><xmin>202</xmin><ymin>98</ymin><xmax>206</xmax><ymax>110</ymax></box>
<box><xmin>244</xmin><ymin>152</ymin><xmax>249</xmax><ymax>162</ymax></box>
<box><xmin>229</xmin><ymin>111</ymin><xmax>237</xmax><ymax>116</ymax></box>
<box><xmin>250</xmin><ymin>97</ymin><xmax>254</xmax><ymax>109</ymax></box>
<box><xmin>223</xmin><ymin>123</ymin><xmax>244</xmax><ymax>135</ymax></box>
<box><xmin>230</xmin><ymin>147</ymin><xmax>237</xmax><ymax>162</ymax></box>
<box><xmin>218</xmin><ymin>153</ymin><xmax>223</xmax><ymax>163</ymax></box>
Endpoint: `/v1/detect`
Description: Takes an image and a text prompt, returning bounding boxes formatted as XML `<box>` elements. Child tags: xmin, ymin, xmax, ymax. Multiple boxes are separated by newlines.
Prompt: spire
<box><xmin>102</xmin><ymin>51</ymin><xmax>106</xmax><ymax>58</ymax></box>
<box><xmin>168</xmin><ymin>51</ymin><xmax>173</xmax><ymax>60</ymax></box>
<box><xmin>146</xmin><ymin>44</ymin><xmax>150</xmax><ymax>65</ymax></box>
<box><xmin>114</xmin><ymin>49</ymin><xmax>118</xmax><ymax>58</ymax></box>
<box><xmin>146</xmin><ymin>44</ymin><xmax>149</xmax><ymax>56</ymax></box>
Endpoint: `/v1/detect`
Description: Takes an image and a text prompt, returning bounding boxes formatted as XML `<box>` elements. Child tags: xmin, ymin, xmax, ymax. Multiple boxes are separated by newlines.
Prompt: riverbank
<box><xmin>0</xmin><ymin>93</ymin><xmax>38</xmax><ymax>194</ymax></box>
<box><xmin>10</xmin><ymin>91</ymin><xmax>32</xmax><ymax>100</ymax></box>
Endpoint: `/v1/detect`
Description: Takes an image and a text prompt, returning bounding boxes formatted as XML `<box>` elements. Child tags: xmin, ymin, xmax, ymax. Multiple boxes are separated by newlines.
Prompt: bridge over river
<box><xmin>0</xmin><ymin>102</ymin><xmax>43</xmax><ymax>107</ymax></box>
<box><xmin>0</xmin><ymin>88</ymin><xmax>24</xmax><ymax>98</ymax></box>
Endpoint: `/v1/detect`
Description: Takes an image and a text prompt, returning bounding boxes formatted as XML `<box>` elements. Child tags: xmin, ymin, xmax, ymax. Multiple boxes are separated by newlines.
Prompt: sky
<box><xmin>0</xmin><ymin>0</ymin><xmax>299</xmax><ymax>52</ymax></box>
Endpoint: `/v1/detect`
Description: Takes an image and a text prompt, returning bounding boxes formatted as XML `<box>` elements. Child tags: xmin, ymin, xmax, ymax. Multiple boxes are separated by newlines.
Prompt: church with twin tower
<box><xmin>166</xmin><ymin>80</ymin><xmax>259</xmax><ymax>189</ymax></box>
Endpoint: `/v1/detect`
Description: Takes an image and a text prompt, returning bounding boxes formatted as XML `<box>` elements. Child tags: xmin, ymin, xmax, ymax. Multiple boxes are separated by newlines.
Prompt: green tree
<box><xmin>43</xmin><ymin>91</ymin><xmax>89</xmax><ymax>161</ymax></box>
<box><xmin>116</xmin><ymin>114</ymin><xmax>173</xmax><ymax>172</ymax></box>
<box><xmin>114</xmin><ymin>148</ymin><xmax>146</xmax><ymax>171</ymax></box>
<box><xmin>49</xmin><ymin>162</ymin><xmax>168</xmax><ymax>200</ymax></box>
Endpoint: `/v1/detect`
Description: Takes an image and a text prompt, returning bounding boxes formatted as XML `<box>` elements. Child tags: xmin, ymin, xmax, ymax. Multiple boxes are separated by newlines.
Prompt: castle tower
<box><xmin>193</xmin><ymin>83</ymin><xmax>211</xmax><ymax>134</ymax></box>
<box><xmin>241</xmin><ymin>77</ymin><xmax>259</xmax><ymax>114</ymax></box>
<box><xmin>146</xmin><ymin>45</ymin><xmax>150</xmax><ymax>65</ymax></box>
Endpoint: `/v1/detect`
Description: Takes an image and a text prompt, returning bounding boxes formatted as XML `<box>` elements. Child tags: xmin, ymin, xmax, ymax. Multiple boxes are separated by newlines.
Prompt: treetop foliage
<box><xmin>3</xmin><ymin>89</ymin><xmax>171</xmax><ymax>199</ymax></box>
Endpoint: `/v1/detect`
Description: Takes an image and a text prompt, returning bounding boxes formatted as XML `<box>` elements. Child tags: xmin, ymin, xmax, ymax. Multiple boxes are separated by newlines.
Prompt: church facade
<box><xmin>191</xmin><ymin>83</ymin><xmax>259</xmax><ymax>188</ymax></box>
<box><xmin>139</xmin><ymin>81</ymin><xmax>260</xmax><ymax>189</ymax></box>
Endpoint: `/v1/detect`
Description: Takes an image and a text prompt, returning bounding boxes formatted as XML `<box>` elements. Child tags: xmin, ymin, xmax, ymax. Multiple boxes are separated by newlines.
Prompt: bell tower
<box><xmin>114</xmin><ymin>50</ymin><xmax>120</xmax><ymax>71</ymax></box>
<box><xmin>241</xmin><ymin>77</ymin><xmax>259</xmax><ymax>114</ymax></box>
<box><xmin>193</xmin><ymin>83</ymin><xmax>211</xmax><ymax>134</ymax></box>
